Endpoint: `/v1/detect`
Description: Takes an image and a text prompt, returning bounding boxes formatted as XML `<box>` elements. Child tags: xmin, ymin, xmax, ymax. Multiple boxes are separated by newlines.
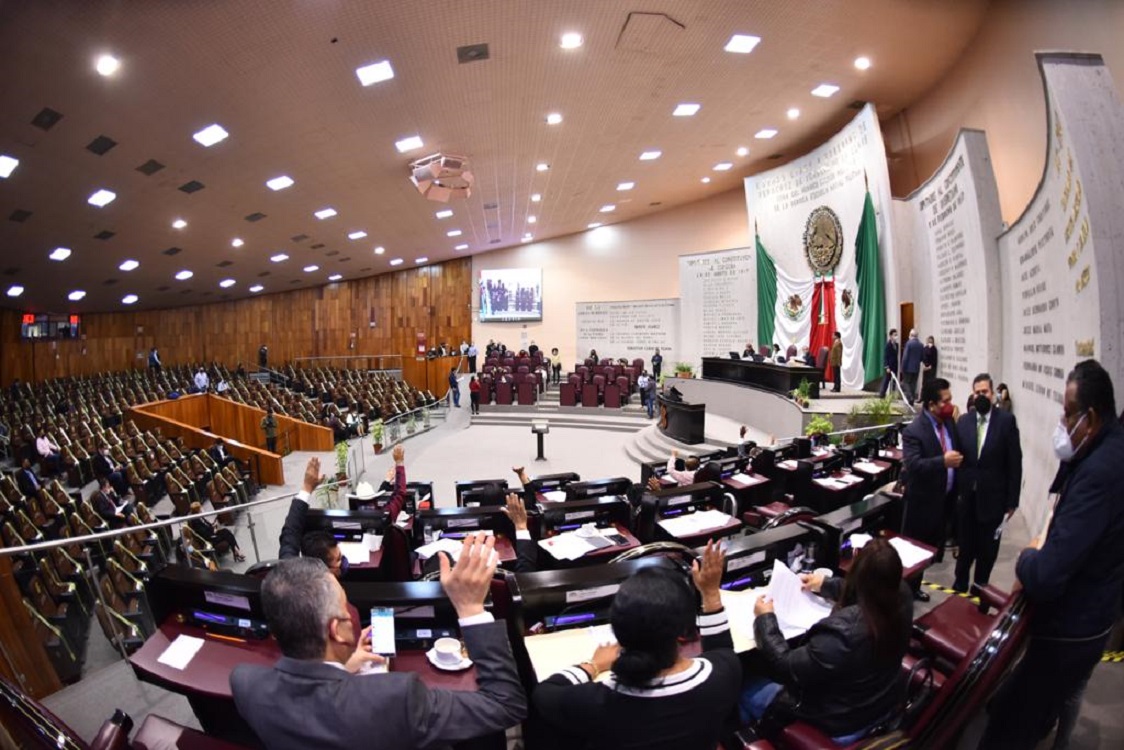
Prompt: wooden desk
<box><xmin>410</xmin><ymin>535</ymin><xmax>519</xmax><ymax>577</ymax></box>
<box><xmin>701</xmin><ymin>358</ymin><xmax>822</xmax><ymax>398</ymax></box>
<box><xmin>838</xmin><ymin>532</ymin><xmax>936</xmax><ymax>581</ymax></box>
<box><xmin>657</xmin><ymin>394</ymin><xmax>706</xmax><ymax>445</ymax></box>
<box><xmin>539</xmin><ymin>523</ymin><xmax>639</xmax><ymax>567</ymax></box>
<box><xmin>806</xmin><ymin>470</ymin><xmax>868</xmax><ymax>513</ymax></box>
<box><xmin>656</xmin><ymin>514</ymin><xmax>743</xmax><ymax>548</ymax></box>
<box><xmin>722</xmin><ymin>473</ymin><xmax>773</xmax><ymax>512</ymax></box>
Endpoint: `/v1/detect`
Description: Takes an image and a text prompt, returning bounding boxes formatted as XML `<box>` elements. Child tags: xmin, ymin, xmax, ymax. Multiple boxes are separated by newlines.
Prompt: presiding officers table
<box><xmin>701</xmin><ymin>357</ymin><xmax>822</xmax><ymax>398</ymax></box>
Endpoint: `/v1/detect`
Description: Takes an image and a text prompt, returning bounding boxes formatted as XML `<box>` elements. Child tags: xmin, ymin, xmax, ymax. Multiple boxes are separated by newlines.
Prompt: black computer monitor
<box><xmin>454</xmin><ymin>479</ymin><xmax>509</xmax><ymax>506</ymax></box>
<box><xmin>413</xmin><ymin>506</ymin><xmax>516</xmax><ymax>548</ymax></box>
<box><xmin>709</xmin><ymin>455</ymin><xmax>748</xmax><ymax>480</ymax></box>
<box><xmin>728</xmin><ymin>351</ymin><xmax>741</xmax><ymax>360</ymax></box>
<box><xmin>635</xmin><ymin>481</ymin><xmax>725</xmax><ymax>542</ymax></box>
<box><xmin>508</xmin><ymin>556</ymin><xmax>681</xmax><ymax>633</ymax></box>
<box><xmin>304</xmin><ymin>508</ymin><xmax>389</xmax><ymax>541</ymax></box>
<box><xmin>529</xmin><ymin>472</ymin><xmax>581</xmax><ymax>493</ymax></box>
<box><xmin>709</xmin><ymin>523</ymin><xmax>828</xmax><ymax>591</ymax></box>
<box><xmin>563</xmin><ymin>476</ymin><xmax>631</xmax><ymax>501</ymax></box>
<box><xmin>460</xmin><ymin>486</ymin><xmax>510</xmax><ymax>507</ymax></box>
<box><xmin>811</xmin><ymin>491</ymin><xmax>903</xmax><ymax>569</ymax></box>
<box><xmin>146</xmin><ymin>565</ymin><xmax>269</xmax><ymax>639</ymax></box>
<box><xmin>539</xmin><ymin>496</ymin><xmax>631</xmax><ymax>535</ymax></box>
<box><xmin>348</xmin><ymin>482</ymin><xmax>428</xmax><ymax>513</ymax></box>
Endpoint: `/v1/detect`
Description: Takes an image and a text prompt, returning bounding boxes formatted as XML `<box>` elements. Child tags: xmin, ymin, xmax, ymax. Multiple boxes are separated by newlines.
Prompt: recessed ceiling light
<box><xmin>545</xmin><ymin>112</ymin><xmax>563</xmax><ymax>125</ymax></box>
<box><xmin>95</xmin><ymin>54</ymin><xmax>120</xmax><ymax>76</ymax></box>
<box><xmin>435</xmin><ymin>209</ymin><xmax>454</xmax><ymax>219</ymax></box>
<box><xmin>811</xmin><ymin>83</ymin><xmax>840</xmax><ymax>98</ymax></box>
<box><xmin>355</xmin><ymin>60</ymin><xmax>394</xmax><ymax>86</ymax></box>
<box><xmin>249</xmin><ymin>285</ymin><xmax>264</xmax><ymax>293</ymax></box>
<box><xmin>535</xmin><ymin>163</ymin><xmax>550</xmax><ymax>172</ymax></box>
<box><xmin>328</xmin><ymin>273</ymin><xmax>343</xmax><ymax>281</ymax></box>
<box><xmin>446</xmin><ymin>229</ymin><xmax>462</xmax><ymax>237</ymax></box>
<box><xmin>736</xmin><ymin>146</ymin><xmax>749</xmax><ymax>157</ymax></box>
<box><xmin>455</xmin><ymin>243</ymin><xmax>468</xmax><ymax>251</ymax></box>
<box><xmin>172</xmin><ymin>218</ymin><xmax>187</xmax><ymax>229</ymax></box>
<box><xmin>587</xmin><ymin>222</ymin><xmax>602</xmax><ymax>229</ymax></box>
<box><xmin>121</xmin><ymin>294</ymin><xmax>138</xmax><ymax>305</ymax></box>
<box><xmin>521</xmin><ymin>234</ymin><xmax>533</xmax><ymax>242</ymax></box>
<box><xmin>415</xmin><ymin>257</ymin><xmax>428</xmax><ymax>264</ymax></box>
<box><xmin>395</xmin><ymin>135</ymin><xmax>424</xmax><ymax>153</ymax></box>
<box><xmin>67</xmin><ymin>290</ymin><xmax>86</xmax><ymax>301</ymax></box>
<box><xmin>673</xmin><ymin>103</ymin><xmax>701</xmax><ymax>117</ymax></box>
<box><xmin>639</xmin><ymin>150</ymin><xmax>662</xmax><ymax>161</ymax></box>
<box><xmin>118</xmin><ymin>259</ymin><xmax>139</xmax><ymax>271</ymax></box>
<box><xmin>314</xmin><ymin>207</ymin><xmax>337</xmax><ymax>220</ymax></box>
<box><xmin>270</xmin><ymin>253</ymin><xmax>289</xmax><ymax>262</ymax></box>
<box><xmin>713</xmin><ymin>162</ymin><xmax>733</xmax><ymax>171</ymax></box>
<box><xmin>231</xmin><ymin>238</ymin><xmax>244</xmax><ymax>247</ymax></box>
<box><xmin>701</xmin><ymin>177</ymin><xmax>711</xmax><ymax>184</ymax></box>
<box><xmin>527</xmin><ymin>216</ymin><xmax>538</xmax><ymax>225</ymax></box>
<box><xmin>755</xmin><ymin>128</ymin><xmax>778</xmax><ymax>139</ymax></box>
<box><xmin>599</xmin><ymin>204</ymin><xmax>615</xmax><ymax>213</ymax></box>
<box><xmin>266</xmin><ymin>175</ymin><xmax>294</xmax><ymax>191</ymax></box>
<box><xmin>854</xmin><ymin>56</ymin><xmax>872</xmax><ymax>70</ymax></box>
<box><xmin>174</xmin><ymin>270</ymin><xmax>193</xmax><ymax>280</ymax></box>
<box><xmin>219</xmin><ymin>279</ymin><xmax>236</xmax><ymax>288</ymax></box>
<box><xmin>787</xmin><ymin>108</ymin><xmax>801</xmax><ymax>120</ymax></box>
<box><xmin>724</xmin><ymin>34</ymin><xmax>761</xmax><ymax>54</ymax></box>
<box><xmin>348</xmin><ymin>230</ymin><xmax>368</xmax><ymax>240</ymax></box>
<box><xmin>530</xmin><ymin>193</ymin><xmax>541</xmax><ymax>203</ymax></box>
<box><xmin>88</xmin><ymin>189</ymin><xmax>116</xmax><ymax>207</ymax></box>
<box><xmin>303</xmin><ymin>265</ymin><xmax>319</xmax><ymax>272</ymax></box>
<box><xmin>0</xmin><ymin>155</ymin><xmax>18</xmax><ymax>178</ymax></box>
<box><xmin>617</xmin><ymin>181</ymin><xmax>635</xmax><ymax>191</ymax></box>
<box><xmin>192</xmin><ymin>124</ymin><xmax>229</xmax><ymax>147</ymax></box>
<box><xmin>374</xmin><ymin>246</ymin><xmax>386</xmax><ymax>255</ymax></box>
<box><xmin>389</xmin><ymin>258</ymin><xmax>403</xmax><ymax>266</ymax></box>
<box><xmin>560</xmin><ymin>32</ymin><xmax>583</xmax><ymax>49</ymax></box>
<box><xmin>49</xmin><ymin>247</ymin><xmax>72</xmax><ymax>261</ymax></box>
<box><xmin>6</xmin><ymin>285</ymin><xmax>24</xmax><ymax>297</ymax></box>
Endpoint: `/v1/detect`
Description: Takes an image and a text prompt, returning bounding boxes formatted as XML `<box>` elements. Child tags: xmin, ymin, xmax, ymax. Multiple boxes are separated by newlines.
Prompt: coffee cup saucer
<box><xmin>426</xmin><ymin>647</ymin><xmax>473</xmax><ymax>671</ymax></box>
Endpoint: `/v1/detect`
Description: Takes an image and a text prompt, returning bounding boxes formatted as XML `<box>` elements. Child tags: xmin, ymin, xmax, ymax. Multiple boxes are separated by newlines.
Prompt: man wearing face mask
<box><xmin>982</xmin><ymin>360</ymin><xmax>1124</xmax><ymax>749</ymax></box>
<box><xmin>878</xmin><ymin>329</ymin><xmax>899</xmax><ymax>398</ymax></box>
<box><xmin>901</xmin><ymin>377</ymin><xmax>961</xmax><ymax>600</ymax></box>
<box><xmin>953</xmin><ymin>373</ymin><xmax>1022</xmax><ymax>593</ymax></box>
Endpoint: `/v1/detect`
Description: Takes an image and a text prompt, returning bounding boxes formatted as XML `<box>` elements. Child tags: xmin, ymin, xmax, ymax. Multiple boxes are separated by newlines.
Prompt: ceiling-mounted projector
<box><xmin>409</xmin><ymin>153</ymin><xmax>474</xmax><ymax>202</ymax></box>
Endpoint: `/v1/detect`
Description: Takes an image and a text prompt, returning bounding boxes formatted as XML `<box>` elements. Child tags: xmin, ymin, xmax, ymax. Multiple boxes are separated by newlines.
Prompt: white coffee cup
<box><xmin>813</xmin><ymin>567</ymin><xmax>834</xmax><ymax>581</ymax></box>
<box><xmin>434</xmin><ymin>637</ymin><xmax>463</xmax><ymax>666</ymax></box>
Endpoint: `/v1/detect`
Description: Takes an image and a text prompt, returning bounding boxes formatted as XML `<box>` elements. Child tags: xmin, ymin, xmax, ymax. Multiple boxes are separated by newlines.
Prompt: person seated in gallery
<box><xmin>742</xmin><ymin>342</ymin><xmax>755</xmax><ymax>359</ymax></box>
<box><xmin>802</xmin><ymin>346</ymin><xmax>816</xmax><ymax>368</ymax></box>
<box><xmin>533</xmin><ymin>542</ymin><xmax>740</xmax><ymax>750</ymax></box>
<box><xmin>739</xmin><ymin>539</ymin><xmax>913</xmax><ymax>744</ymax></box>
<box><xmin>772</xmin><ymin>344</ymin><xmax>785</xmax><ymax>363</ymax></box>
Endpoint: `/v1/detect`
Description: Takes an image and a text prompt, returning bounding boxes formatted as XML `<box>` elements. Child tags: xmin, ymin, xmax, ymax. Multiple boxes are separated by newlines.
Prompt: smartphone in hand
<box><xmin>369</xmin><ymin>607</ymin><xmax>397</xmax><ymax>656</ymax></box>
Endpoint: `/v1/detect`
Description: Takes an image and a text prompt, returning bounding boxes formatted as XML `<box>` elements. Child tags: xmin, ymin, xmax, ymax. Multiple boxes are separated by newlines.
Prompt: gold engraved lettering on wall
<box><xmin>1060</xmin><ymin>156</ymin><xmax>1073</xmax><ymax>210</ymax></box>
<box><xmin>1075</xmin><ymin>265</ymin><xmax>1091</xmax><ymax>294</ymax></box>
<box><xmin>1064</xmin><ymin>180</ymin><xmax>1083</xmax><ymax>242</ymax></box>
<box><xmin>1075</xmin><ymin>339</ymin><xmax>1096</xmax><ymax>358</ymax></box>
<box><xmin>1067</xmin><ymin>216</ymin><xmax>1089</xmax><ymax>269</ymax></box>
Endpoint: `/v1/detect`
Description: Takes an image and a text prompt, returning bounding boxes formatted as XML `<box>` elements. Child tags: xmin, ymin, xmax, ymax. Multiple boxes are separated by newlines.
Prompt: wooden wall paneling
<box><xmin>0</xmin><ymin>555</ymin><xmax>64</xmax><ymax>699</ymax></box>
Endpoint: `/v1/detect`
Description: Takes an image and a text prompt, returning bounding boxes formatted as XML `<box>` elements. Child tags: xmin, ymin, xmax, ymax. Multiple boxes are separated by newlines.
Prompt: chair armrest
<box><xmin>971</xmin><ymin>583</ymin><xmax>1009</xmax><ymax>613</ymax></box>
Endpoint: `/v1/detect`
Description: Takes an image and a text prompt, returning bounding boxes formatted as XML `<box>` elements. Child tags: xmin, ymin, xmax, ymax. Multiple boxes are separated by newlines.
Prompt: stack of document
<box><xmin>157</xmin><ymin>635</ymin><xmax>205</xmax><ymax>670</ymax></box>
<box><xmin>852</xmin><ymin>460</ymin><xmax>883</xmax><ymax>474</ymax></box>
<box><xmin>541</xmin><ymin>490</ymin><xmax>568</xmax><ymax>502</ymax></box>
<box><xmin>414</xmin><ymin>537</ymin><xmax>466</xmax><ymax>561</ymax></box>
<box><xmin>657</xmin><ymin>509</ymin><xmax>734</xmax><ymax>538</ymax></box>
<box><xmin>848</xmin><ymin>534</ymin><xmax>933</xmax><ymax>569</ymax></box>
<box><xmin>768</xmin><ymin>560</ymin><xmax>834</xmax><ymax>639</ymax></box>
<box><xmin>524</xmin><ymin>624</ymin><xmax>617</xmax><ymax>681</ymax></box>
<box><xmin>778</xmin><ymin>459</ymin><xmax>799</xmax><ymax>470</ymax></box>
<box><xmin>730</xmin><ymin>472</ymin><xmax>759</xmax><ymax>485</ymax></box>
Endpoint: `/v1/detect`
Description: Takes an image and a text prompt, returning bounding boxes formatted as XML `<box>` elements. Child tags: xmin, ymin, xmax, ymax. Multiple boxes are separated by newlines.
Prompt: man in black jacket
<box><xmin>953</xmin><ymin>373</ymin><xmax>1022</xmax><ymax>592</ymax></box>
<box><xmin>901</xmin><ymin>377</ymin><xmax>961</xmax><ymax>598</ymax></box>
<box><xmin>878</xmin><ymin>329</ymin><xmax>899</xmax><ymax>398</ymax></box>
<box><xmin>16</xmin><ymin>458</ymin><xmax>42</xmax><ymax>498</ymax></box>
<box><xmin>92</xmin><ymin>444</ymin><xmax>129</xmax><ymax>496</ymax></box>
<box><xmin>983</xmin><ymin>360</ymin><xmax>1124</xmax><ymax>748</ymax></box>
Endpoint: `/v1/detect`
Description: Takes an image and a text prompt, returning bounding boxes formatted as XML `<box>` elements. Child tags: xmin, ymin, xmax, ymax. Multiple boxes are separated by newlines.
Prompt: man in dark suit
<box><xmin>209</xmin><ymin>438</ymin><xmax>241</xmax><ymax>471</ymax></box>
<box><xmin>16</xmin><ymin>458</ymin><xmax>42</xmax><ymax>498</ymax></box>
<box><xmin>91</xmin><ymin>477</ymin><xmax>133</xmax><ymax>529</ymax></box>
<box><xmin>901</xmin><ymin>376</ymin><xmax>961</xmax><ymax>600</ymax></box>
<box><xmin>92</xmin><ymin>444</ymin><xmax>129</xmax><ymax>496</ymax></box>
<box><xmin>878</xmin><ymin>329</ymin><xmax>899</xmax><ymax>398</ymax></box>
<box><xmin>953</xmin><ymin>373</ymin><xmax>1022</xmax><ymax>592</ymax></box>
<box><xmin>230</xmin><ymin>537</ymin><xmax>527</xmax><ymax>750</ymax></box>
<box><xmin>983</xmin><ymin>360</ymin><xmax>1124</xmax><ymax>748</ymax></box>
<box><xmin>901</xmin><ymin>329</ymin><xmax>924</xmax><ymax>403</ymax></box>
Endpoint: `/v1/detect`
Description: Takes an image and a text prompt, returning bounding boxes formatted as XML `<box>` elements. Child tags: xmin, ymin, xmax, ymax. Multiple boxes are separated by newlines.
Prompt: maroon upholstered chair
<box><xmin>786</xmin><ymin>345</ymin><xmax>798</xmax><ymax>360</ymax></box>
<box><xmin>581</xmin><ymin>382</ymin><xmax>599</xmax><ymax>407</ymax></box>
<box><xmin>615</xmin><ymin>376</ymin><xmax>632</xmax><ymax>402</ymax></box>
<box><xmin>559</xmin><ymin>382</ymin><xmax>577</xmax><ymax>406</ymax></box>
<box><xmin>583</xmin><ymin>358</ymin><xmax>594</xmax><ymax>367</ymax></box>
<box><xmin>517</xmin><ymin>365</ymin><xmax>530</xmax><ymax>375</ymax></box>
<box><xmin>758</xmin><ymin>345</ymin><xmax>771</xmax><ymax>358</ymax></box>
<box><xmin>632</xmin><ymin>358</ymin><xmax>645</xmax><ymax>371</ymax></box>
<box><xmin>592</xmin><ymin>374</ymin><xmax>607</xmax><ymax>394</ymax></box>
<box><xmin>577</xmin><ymin>366</ymin><xmax>590</xmax><ymax>383</ymax></box>
<box><xmin>133</xmin><ymin>714</ymin><xmax>251</xmax><ymax>749</ymax></box>
<box><xmin>603</xmin><ymin>383</ymin><xmax>621</xmax><ymax>408</ymax></box>
<box><xmin>533</xmin><ymin>370</ymin><xmax>545</xmax><ymax>393</ymax></box>
<box><xmin>815</xmin><ymin>346</ymin><xmax>829</xmax><ymax>370</ymax></box>
<box><xmin>517</xmin><ymin>381</ymin><xmax>536</xmax><ymax>405</ymax></box>
<box><xmin>495</xmin><ymin>381</ymin><xmax>514</xmax><ymax>405</ymax></box>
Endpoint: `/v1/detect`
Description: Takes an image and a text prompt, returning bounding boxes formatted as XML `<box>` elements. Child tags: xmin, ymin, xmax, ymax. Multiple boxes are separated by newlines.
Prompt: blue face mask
<box><xmin>339</xmin><ymin>556</ymin><xmax>350</xmax><ymax>576</ymax></box>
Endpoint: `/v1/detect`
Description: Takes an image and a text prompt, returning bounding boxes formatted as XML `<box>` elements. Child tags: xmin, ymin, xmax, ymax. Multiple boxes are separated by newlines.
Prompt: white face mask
<box><xmin>1052</xmin><ymin>412</ymin><xmax>1087</xmax><ymax>461</ymax></box>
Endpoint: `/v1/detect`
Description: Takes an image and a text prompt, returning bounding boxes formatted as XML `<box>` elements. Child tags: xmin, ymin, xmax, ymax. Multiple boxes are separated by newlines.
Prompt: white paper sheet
<box><xmin>730</xmin><ymin>472</ymin><xmax>756</xmax><ymax>485</ymax></box>
<box><xmin>888</xmin><ymin>537</ymin><xmax>934</xmax><ymax>569</ymax></box>
<box><xmin>538</xmin><ymin>533</ymin><xmax>596</xmax><ymax>561</ymax></box>
<box><xmin>850</xmin><ymin>532</ymin><xmax>874</xmax><ymax>550</ymax></box>
<box><xmin>768</xmin><ymin>560</ymin><xmax>833</xmax><ymax>640</ymax></box>
<box><xmin>852</xmin><ymin>460</ymin><xmax>883</xmax><ymax>474</ymax></box>
<box><xmin>778</xmin><ymin>459</ymin><xmax>799</xmax><ymax>470</ymax></box>
<box><xmin>338</xmin><ymin>541</ymin><xmax>372</xmax><ymax>562</ymax></box>
<box><xmin>657</xmin><ymin>509</ymin><xmax>734</xmax><ymax>538</ymax></box>
<box><xmin>541</xmin><ymin>490</ymin><xmax>568</xmax><ymax>503</ymax></box>
<box><xmin>719</xmin><ymin>587</ymin><xmax>764</xmax><ymax>653</ymax></box>
<box><xmin>157</xmin><ymin>635</ymin><xmax>205</xmax><ymax>671</ymax></box>
<box><xmin>414</xmin><ymin>537</ymin><xmax>465</xmax><ymax>561</ymax></box>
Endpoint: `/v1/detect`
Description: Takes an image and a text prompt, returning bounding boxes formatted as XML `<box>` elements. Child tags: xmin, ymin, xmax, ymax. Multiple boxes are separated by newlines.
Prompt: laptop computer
<box><xmin>728</xmin><ymin>351</ymin><xmax>741</xmax><ymax>360</ymax></box>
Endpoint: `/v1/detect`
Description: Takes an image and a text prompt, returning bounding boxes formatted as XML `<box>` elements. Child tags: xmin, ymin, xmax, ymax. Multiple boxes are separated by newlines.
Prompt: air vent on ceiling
<box><xmin>31</xmin><ymin>107</ymin><xmax>63</xmax><ymax>130</ymax></box>
<box><xmin>201</xmin><ymin>291</ymin><xmax>213</xmax><ymax>296</ymax></box>
<box><xmin>483</xmin><ymin>202</ymin><xmax>498</xmax><ymax>210</ymax></box>
<box><xmin>325</xmin><ymin>250</ymin><xmax>339</xmax><ymax>257</ymax></box>
<box><xmin>216</xmin><ymin>260</ymin><xmax>233</xmax><ymax>268</ymax></box>
<box><xmin>358</xmin><ymin>267</ymin><xmax>371</xmax><ymax>273</ymax></box>
<box><xmin>2</xmin><ymin>267</ymin><xmax>20</xmax><ymax>276</ymax></box>
<box><xmin>244</xmin><ymin>212</ymin><xmax>266</xmax><ymax>222</ymax></box>
<box><xmin>338</xmin><ymin>257</ymin><xmax>351</xmax><ymax>262</ymax></box>
<box><xmin>457</xmin><ymin>43</ymin><xmax>490</xmax><ymax>64</ymax></box>
<box><xmin>180</xmin><ymin>289</ymin><xmax>192</xmax><ymax>295</ymax></box>
<box><xmin>136</xmin><ymin>159</ymin><xmax>165</xmax><ymax>175</ymax></box>
<box><xmin>257</xmin><ymin>271</ymin><xmax>270</xmax><ymax>277</ymax></box>
<box><xmin>86</xmin><ymin>135</ymin><xmax>117</xmax><ymax>155</ymax></box>
<box><xmin>94</xmin><ymin>230</ymin><xmax>115</xmax><ymax>240</ymax></box>
<box><xmin>178</xmin><ymin>180</ymin><xmax>205</xmax><ymax>194</ymax></box>
<box><xmin>485</xmin><ymin>222</ymin><xmax>498</xmax><ymax>230</ymax></box>
<box><xmin>291</xmin><ymin>234</ymin><xmax>309</xmax><ymax>242</ymax></box>
<box><xmin>848</xmin><ymin>100</ymin><xmax>867</xmax><ymax>110</ymax></box>
<box><xmin>156</xmin><ymin>285</ymin><xmax>170</xmax><ymax>292</ymax></box>
<box><xmin>289</xmin><ymin>280</ymin><xmax>300</xmax><ymax>285</ymax></box>
<box><xmin>162</xmin><ymin>247</ymin><xmax>183</xmax><ymax>256</ymax></box>
<box><xmin>9</xmin><ymin>209</ymin><xmax>31</xmax><ymax>222</ymax></box>
<box><xmin>310</xmin><ymin>243</ymin><xmax>325</xmax><ymax>249</ymax></box>
<box><xmin>767</xmin><ymin>153</ymin><xmax>784</xmax><ymax>160</ymax></box>
<box><xmin>103</xmin><ymin>278</ymin><xmax>118</xmax><ymax>286</ymax></box>
<box><xmin>649</xmin><ymin>202</ymin><xmax>662</xmax><ymax>207</ymax></box>
<box><xmin>489</xmin><ymin>239</ymin><xmax>502</xmax><ymax>244</ymax></box>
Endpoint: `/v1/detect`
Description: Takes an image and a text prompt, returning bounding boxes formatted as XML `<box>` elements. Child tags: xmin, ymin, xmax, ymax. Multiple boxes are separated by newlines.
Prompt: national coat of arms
<box><xmin>803</xmin><ymin>206</ymin><xmax>843</xmax><ymax>275</ymax></box>
<box><xmin>782</xmin><ymin>294</ymin><xmax>805</xmax><ymax>321</ymax></box>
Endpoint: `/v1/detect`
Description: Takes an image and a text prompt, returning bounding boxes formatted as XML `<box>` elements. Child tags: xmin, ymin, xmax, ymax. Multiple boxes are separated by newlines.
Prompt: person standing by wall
<box><xmin>469</xmin><ymin>376</ymin><xmax>481</xmax><ymax>415</ymax></box>
<box><xmin>637</xmin><ymin>371</ymin><xmax>651</xmax><ymax>418</ymax></box>
<box><xmin>467</xmin><ymin>342</ymin><xmax>478</xmax><ymax>373</ymax></box>
<box><xmin>550</xmin><ymin>347</ymin><xmax>562</xmax><ymax>384</ymax></box>
<box><xmin>651</xmin><ymin>348</ymin><xmax>663</xmax><ymax>380</ymax></box>
<box><xmin>148</xmin><ymin>347</ymin><xmax>161</xmax><ymax>373</ymax></box>
<box><xmin>448</xmin><ymin>367</ymin><xmax>461</xmax><ymax>408</ymax></box>
<box><xmin>901</xmin><ymin>330</ymin><xmax>924</xmax><ymax>403</ymax></box>
<box><xmin>983</xmin><ymin>360</ymin><xmax>1124</xmax><ymax>748</ymax></box>
<box><xmin>261</xmin><ymin>405</ymin><xmax>279</xmax><ymax>453</ymax></box>
<box><xmin>829</xmin><ymin>332</ymin><xmax>843</xmax><ymax>393</ymax></box>
<box><xmin>258</xmin><ymin>344</ymin><xmax>269</xmax><ymax>369</ymax></box>
<box><xmin>921</xmin><ymin>335</ymin><xmax>939</xmax><ymax>393</ymax></box>
<box><xmin>879</xmin><ymin>329</ymin><xmax>899</xmax><ymax>398</ymax></box>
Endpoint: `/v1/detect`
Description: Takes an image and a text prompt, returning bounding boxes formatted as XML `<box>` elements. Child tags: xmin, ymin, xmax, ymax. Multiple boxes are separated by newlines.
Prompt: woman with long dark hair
<box><xmin>533</xmin><ymin>542</ymin><xmax>741</xmax><ymax>749</ymax></box>
<box><xmin>741</xmin><ymin>538</ymin><xmax>913</xmax><ymax>743</ymax></box>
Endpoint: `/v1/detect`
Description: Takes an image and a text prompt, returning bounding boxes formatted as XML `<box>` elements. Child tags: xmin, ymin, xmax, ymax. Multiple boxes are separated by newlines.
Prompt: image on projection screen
<box><xmin>478</xmin><ymin>268</ymin><xmax>543</xmax><ymax>322</ymax></box>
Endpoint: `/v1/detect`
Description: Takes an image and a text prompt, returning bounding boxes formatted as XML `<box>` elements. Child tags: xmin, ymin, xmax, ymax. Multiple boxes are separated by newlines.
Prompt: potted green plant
<box><xmin>845</xmin><ymin>397</ymin><xmax>904</xmax><ymax>430</ymax></box>
<box><xmin>405</xmin><ymin>412</ymin><xmax>417</xmax><ymax>434</ymax></box>
<box><xmin>370</xmin><ymin>419</ymin><xmax>385</xmax><ymax>454</ymax></box>
<box><xmin>790</xmin><ymin>378</ymin><xmax>812</xmax><ymax>408</ymax></box>
<box><xmin>674</xmin><ymin>362</ymin><xmax>694</xmax><ymax>379</ymax></box>
<box><xmin>805</xmin><ymin>413</ymin><xmax>834</xmax><ymax>439</ymax></box>
<box><xmin>334</xmin><ymin>440</ymin><xmax>349</xmax><ymax>482</ymax></box>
